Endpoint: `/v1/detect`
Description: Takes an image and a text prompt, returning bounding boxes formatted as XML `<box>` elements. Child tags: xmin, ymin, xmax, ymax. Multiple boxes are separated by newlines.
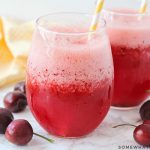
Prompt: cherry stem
<box><xmin>33</xmin><ymin>132</ymin><xmax>54</xmax><ymax>143</ymax></box>
<box><xmin>136</xmin><ymin>119</ymin><xmax>142</xmax><ymax>123</ymax></box>
<box><xmin>112</xmin><ymin>123</ymin><xmax>137</xmax><ymax>128</ymax></box>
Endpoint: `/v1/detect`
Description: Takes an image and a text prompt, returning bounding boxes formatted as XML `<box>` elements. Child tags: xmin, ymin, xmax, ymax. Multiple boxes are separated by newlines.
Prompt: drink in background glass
<box><xmin>102</xmin><ymin>0</ymin><xmax>150</xmax><ymax>108</ymax></box>
<box><xmin>26</xmin><ymin>12</ymin><xmax>114</xmax><ymax>137</ymax></box>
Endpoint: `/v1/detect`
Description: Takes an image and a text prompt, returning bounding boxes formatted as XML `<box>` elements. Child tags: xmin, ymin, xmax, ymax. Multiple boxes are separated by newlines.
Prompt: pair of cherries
<box><xmin>134</xmin><ymin>101</ymin><xmax>150</xmax><ymax>146</ymax></box>
<box><xmin>0</xmin><ymin>109</ymin><xmax>33</xmax><ymax>146</ymax></box>
<box><xmin>114</xmin><ymin>101</ymin><xmax>150</xmax><ymax>146</ymax></box>
<box><xmin>0</xmin><ymin>82</ymin><xmax>53</xmax><ymax>146</ymax></box>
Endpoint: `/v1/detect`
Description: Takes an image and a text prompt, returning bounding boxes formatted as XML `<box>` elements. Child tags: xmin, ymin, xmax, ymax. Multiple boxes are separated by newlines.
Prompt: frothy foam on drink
<box><xmin>102</xmin><ymin>9</ymin><xmax>150</xmax><ymax>49</ymax></box>
<box><xmin>108</xmin><ymin>27</ymin><xmax>150</xmax><ymax>48</ymax></box>
<box><xmin>28</xmin><ymin>26</ymin><xmax>113</xmax><ymax>89</ymax></box>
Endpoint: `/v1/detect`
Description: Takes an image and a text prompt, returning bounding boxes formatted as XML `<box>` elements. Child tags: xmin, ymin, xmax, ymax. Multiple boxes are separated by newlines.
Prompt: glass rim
<box><xmin>102</xmin><ymin>8</ymin><xmax>150</xmax><ymax>17</ymax></box>
<box><xmin>36</xmin><ymin>12</ymin><xmax>106</xmax><ymax>36</ymax></box>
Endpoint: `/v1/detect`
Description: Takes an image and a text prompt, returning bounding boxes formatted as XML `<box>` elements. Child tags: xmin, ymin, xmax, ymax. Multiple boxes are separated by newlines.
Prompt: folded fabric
<box><xmin>0</xmin><ymin>17</ymin><xmax>34</xmax><ymax>88</ymax></box>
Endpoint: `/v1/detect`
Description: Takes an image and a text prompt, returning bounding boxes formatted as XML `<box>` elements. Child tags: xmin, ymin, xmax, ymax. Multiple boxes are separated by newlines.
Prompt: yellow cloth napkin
<box><xmin>0</xmin><ymin>17</ymin><xmax>34</xmax><ymax>88</ymax></box>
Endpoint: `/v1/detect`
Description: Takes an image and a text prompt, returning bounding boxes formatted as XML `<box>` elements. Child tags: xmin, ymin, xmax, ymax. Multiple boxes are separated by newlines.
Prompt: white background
<box><xmin>0</xmin><ymin>0</ymin><xmax>149</xmax><ymax>20</ymax></box>
<box><xmin>0</xmin><ymin>0</ymin><xmax>96</xmax><ymax>20</ymax></box>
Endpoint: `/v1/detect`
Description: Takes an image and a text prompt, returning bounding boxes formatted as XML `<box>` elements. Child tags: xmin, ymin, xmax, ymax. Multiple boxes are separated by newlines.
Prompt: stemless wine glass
<box><xmin>102</xmin><ymin>0</ymin><xmax>150</xmax><ymax>109</ymax></box>
<box><xmin>26</xmin><ymin>12</ymin><xmax>114</xmax><ymax>137</ymax></box>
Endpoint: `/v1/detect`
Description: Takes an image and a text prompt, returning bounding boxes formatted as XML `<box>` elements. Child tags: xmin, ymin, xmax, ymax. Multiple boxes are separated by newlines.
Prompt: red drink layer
<box><xmin>26</xmin><ymin>25</ymin><xmax>113</xmax><ymax>137</ymax></box>
<box><xmin>27</xmin><ymin>79</ymin><xmax>112</xmax><ymax>137</ymax></box>
<box><xmin>112</xmin><ymin>45</ymin><xmax>150</xmax><ymax>107</ymax></box>
<box><xmin>102</xmin><ymin>9</ymin><xmax>150</xmax><ymax>107</ymax></box>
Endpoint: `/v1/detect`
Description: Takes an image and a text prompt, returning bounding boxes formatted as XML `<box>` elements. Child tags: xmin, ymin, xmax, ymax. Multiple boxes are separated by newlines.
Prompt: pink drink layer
<box><xmin>104</xmin><ymin>9</ymin><xmax>150</xmax><ymax>107</ymax></box>
<box><xmin>26</xmin><ymin>26</ymin><xmax>113</xmax><ymax>137</ymax></box>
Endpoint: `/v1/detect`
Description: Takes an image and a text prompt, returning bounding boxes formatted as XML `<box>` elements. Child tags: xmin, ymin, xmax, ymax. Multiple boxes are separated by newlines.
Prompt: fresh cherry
<box><xmin>5</xmin><ymin>119</ymin><xmax>33</xmax><ymax>145</ymax></box>
<box><xmin>14</xmin><ymin>81</ymin><xmax>26</xmax><ymax>94</ymax></box>
<box><xmin>113</xmin><ymin>123</ymin><xmax>150</xmax><ymax>146</ymax></box>
<box><xmin>0</xmin><ymin>108</ymin><xmax>14</xmax><ymax>134</ymax></box>
<box><xmin>4</xmin><ymin>91</ymin><xmax>27</xmax><ymax>113</ymax></box>
<box><xmin>113</xmin><ymin>100</ymin><xmax>150</xmax><ymax>146</ymax></box>
<box><xmin>140</xmin><ymin>100</ymin><xmax>150</xmax><ymax>120</ymax></box>
<box><xmin>5</xmin><ymin>119</ymin><xmax>54</xmax><ymax>145</ymax></box>
<box><xmin>133</xmin><ymin>123</ymin><xmax>150</xmax><ymax>146</ymax></box>
<box><xmin>143</xmin><ymin>120</ymin><xmax>150</xmax><ymax>125</ymax></box>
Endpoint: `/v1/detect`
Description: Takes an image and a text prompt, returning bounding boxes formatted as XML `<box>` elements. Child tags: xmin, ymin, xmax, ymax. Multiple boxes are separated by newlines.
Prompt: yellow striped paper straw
<box><xmin>139</xmin><ymin>0</ymin><xmax>148</xmax><ymax>13</ymax></box>
<box><xmin>89</xmin><ymin>0</ymin><xmax>104</xmax><ymax>32</ymax></box>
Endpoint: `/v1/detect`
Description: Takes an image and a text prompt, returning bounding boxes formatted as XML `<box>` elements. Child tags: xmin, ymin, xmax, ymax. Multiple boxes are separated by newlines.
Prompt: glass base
<box><xmin>111</xmin><ymin>105</ymin><xmax>139</xmax><ymax>110</ymax></box>
<box><xmin>48</xmin><ymin>129</ymin><xmax>95</xmax><ymax>139</ymax></box>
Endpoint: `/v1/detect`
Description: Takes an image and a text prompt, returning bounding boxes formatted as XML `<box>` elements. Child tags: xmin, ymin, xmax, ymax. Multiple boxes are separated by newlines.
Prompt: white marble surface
<box><xmin>0</xmin><ymin>86</ymin><xmax>146</xmax><ymax>150</ymax></box>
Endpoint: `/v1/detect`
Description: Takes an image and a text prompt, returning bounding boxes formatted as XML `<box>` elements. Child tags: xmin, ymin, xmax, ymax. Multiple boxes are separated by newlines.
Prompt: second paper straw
<box><xmin>139</xmin><ymin>0</ymin><xmax>148</xmax><ymax>13</ymax></box>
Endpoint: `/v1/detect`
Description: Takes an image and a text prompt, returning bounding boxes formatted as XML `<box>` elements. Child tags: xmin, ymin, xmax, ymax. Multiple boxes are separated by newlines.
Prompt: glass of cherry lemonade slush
<box><xmin>102</xmin><ymin>1</ymin><xmax>150</xmax><ymax>108</ymax></box>
<box><xmin>26</xmin><ymin>12</ymin><xmax>114</xmax><ymax>137</ymax></box>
